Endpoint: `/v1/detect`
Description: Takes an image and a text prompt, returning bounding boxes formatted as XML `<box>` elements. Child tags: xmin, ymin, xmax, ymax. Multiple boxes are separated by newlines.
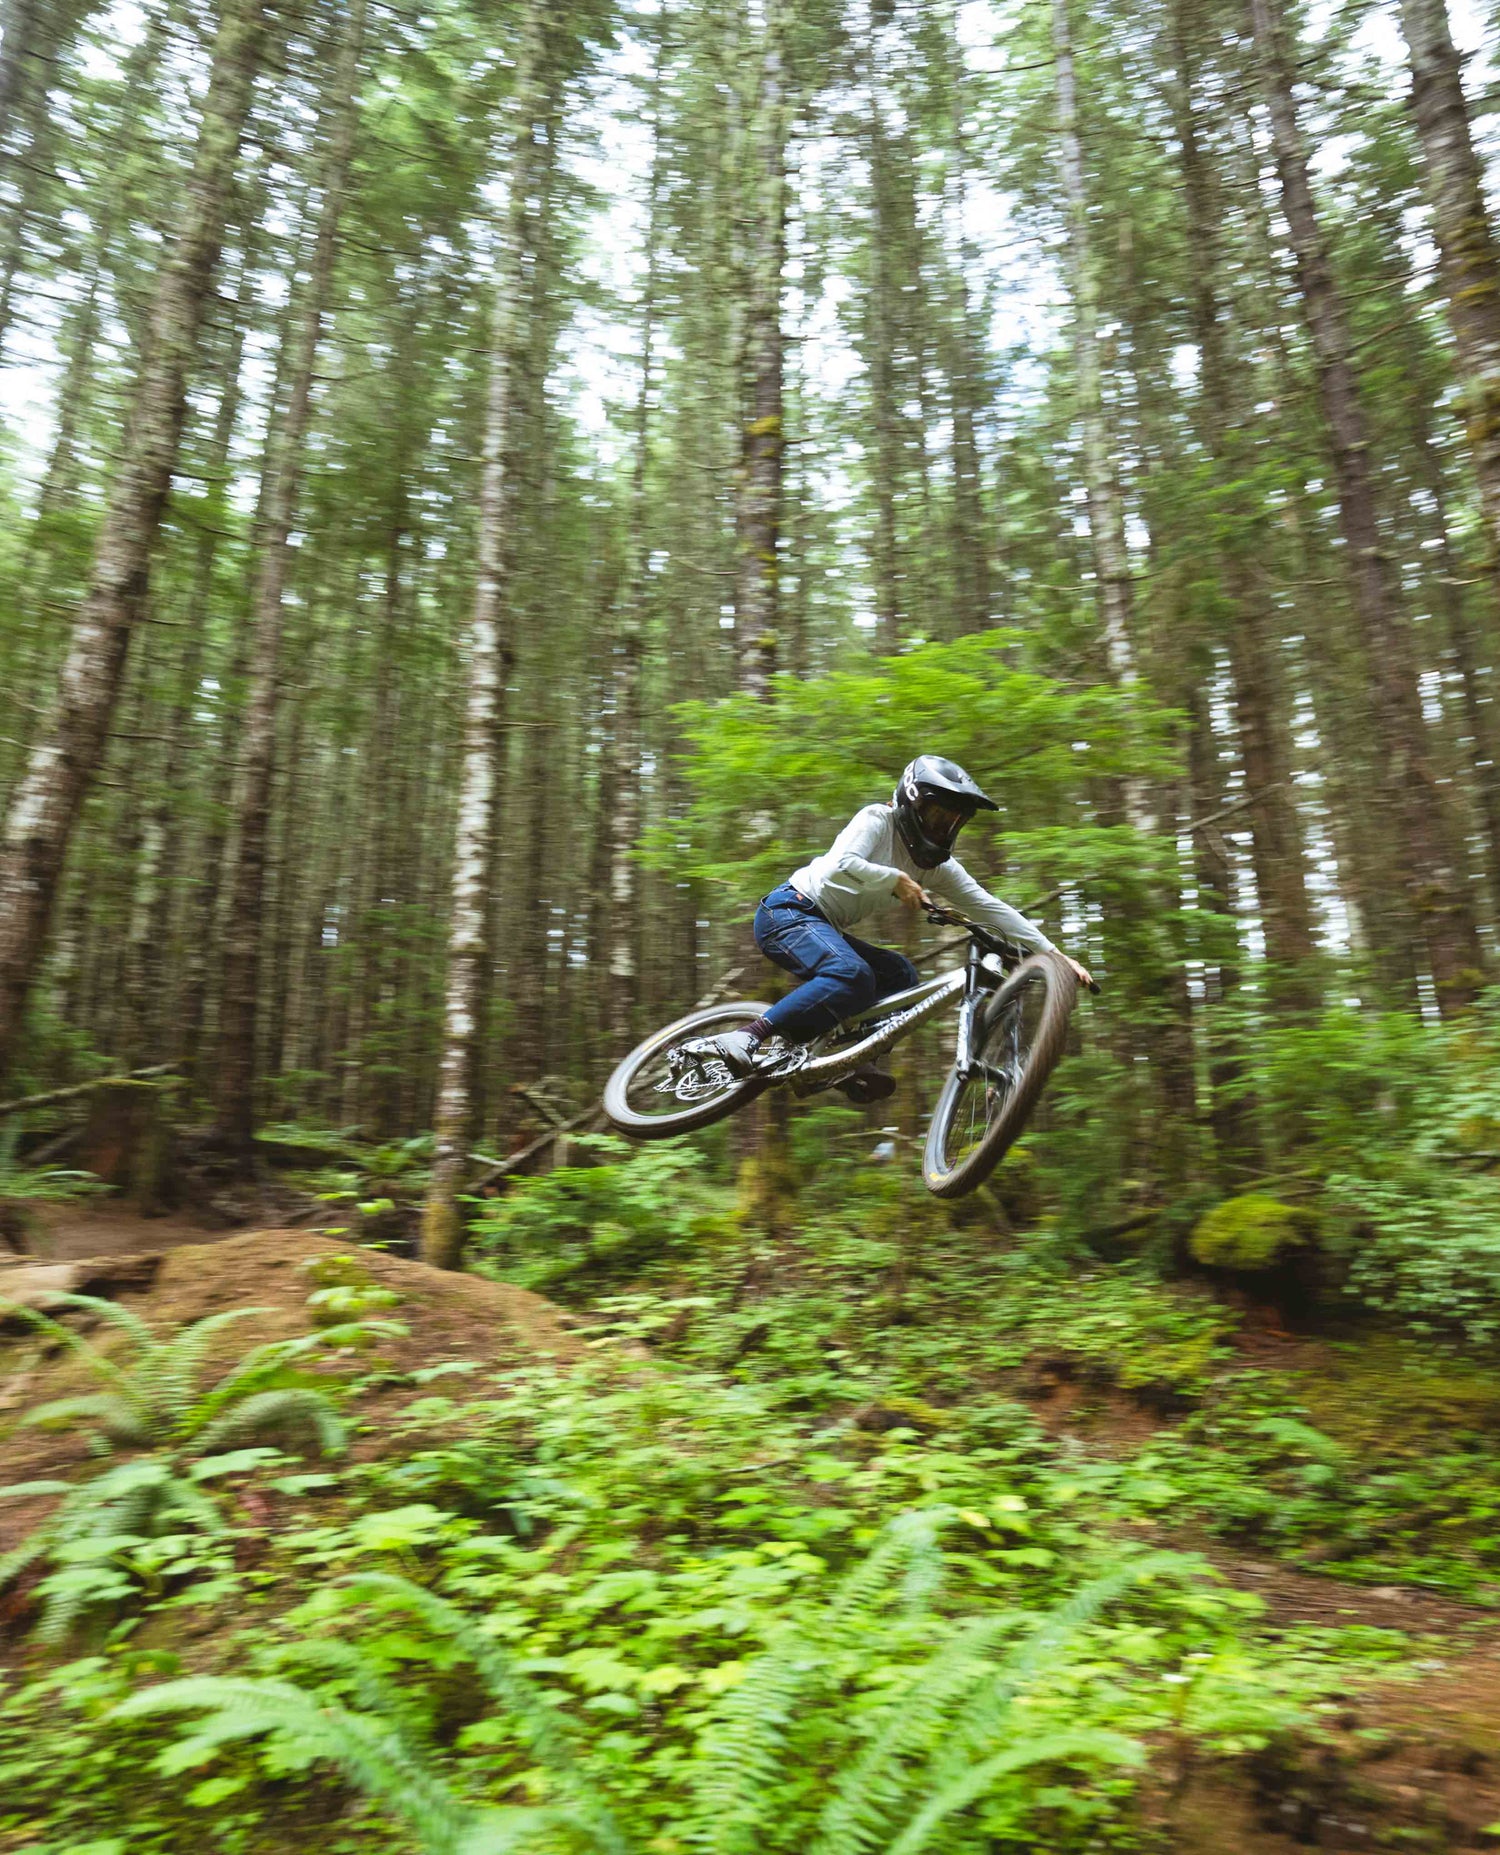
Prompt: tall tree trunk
<box><xmin>1246</xmin><ymin>0</ymin><xmax>1482</xmax><ymax>1011</ymax></box>
<box><xmin>1169</xmin><ymin>0</ymin><xmax>1317</xmax><ymax>1013</ymax></box>
<box><xmin>1051</xmin><ymin>0</ymin><xmax>1136</xmax><ymax>686</ymax></box>
<box><xmin>945</xmin><ymin>14</ymin><xmax>993</xmax><ymax>637</ymax></box>
<box><xmin>1400</xmin><ymin>0</ymin><xmax>1500</xmax><ymax>581</ymax></box>
<box><xmin>0</xmin><ymin>0</ymin><xmax>94</xmax><ymax>358</ymax></box>
<box><xmin>1410</xmin><ymin>400</ymin><xmax>1500</xmax><ymax>922</ymax></box>
<box><xmin>0</xmin><ymin>0</ymin><xmax>269</xmax><ymax>1089</ymax></box>
<box><xmin>1188</xmin><ymin>687</ymin><xmax>1257</xmax><ymax>1176</ymax></box>
<box><xmin>128</xmin><ymin>187</ymin><xmax>263</xmax><ymax>1063</ymax></box>
<box><xmin>422</xmin><ymin>2</ymin><xmax>547</xmax><ymax>1268</ymax></box>
<box><xmin>0</xmin><ymin>0</ymin><xmax>36</xmax><ymax>150</ymax></box>
<box><xmin>212</xmin><ymin>0</ymin><xmax>366</xmax><ymax>1156</ymax></box>
<box><xmin>864</xmin><ymin>31</ymin><xmax>904</xmax><ymax>654</ymax></box>
<box><xmin>734</xmin><ymin>0</ymin><xmax>790</xmax><ymax>697</ymax></box>
<box><xmin>604</xmin><ymin>15</ymin><xmax>669</xmax><ymax>1046</ymax></box>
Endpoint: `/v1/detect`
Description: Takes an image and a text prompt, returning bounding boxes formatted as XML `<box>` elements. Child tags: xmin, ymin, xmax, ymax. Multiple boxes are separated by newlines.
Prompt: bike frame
<box><xmin>783</xmin><ymin>940</ymin><xmax>1011</xmax><ymax>1096</ymax></box>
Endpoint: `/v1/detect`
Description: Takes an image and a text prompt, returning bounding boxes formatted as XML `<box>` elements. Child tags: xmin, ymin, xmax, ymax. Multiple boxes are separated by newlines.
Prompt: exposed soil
<box><xmin>14</xmin><ymin>1198</ymin><xmax>243</xmax><ymax>1261</ymax></box>
<box><xmin>0</xmin><ymin>1227</ymin><xmax>585</xmax><ymax>1562</ymax></box>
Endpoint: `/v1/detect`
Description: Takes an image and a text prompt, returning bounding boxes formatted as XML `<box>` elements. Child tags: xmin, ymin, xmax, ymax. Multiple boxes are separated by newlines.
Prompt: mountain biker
<box><xmin>705</xmin><ymin>756</ymin><xmax>1094</xmax><ymax>1102</ymax></box>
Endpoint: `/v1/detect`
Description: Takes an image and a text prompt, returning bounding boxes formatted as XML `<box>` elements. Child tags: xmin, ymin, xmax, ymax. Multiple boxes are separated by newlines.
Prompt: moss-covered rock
<box><xmin>1189</xmin><ymin>1193</ymin><xmax>1314</xmax><ymax>1272</ymax></box>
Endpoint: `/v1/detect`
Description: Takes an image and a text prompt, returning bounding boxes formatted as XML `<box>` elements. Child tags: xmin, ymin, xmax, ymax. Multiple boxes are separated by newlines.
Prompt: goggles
<box><xmin>915</xmin><ymin>795</ymin><xmax>971</xmax><ymax>848</ymax></box>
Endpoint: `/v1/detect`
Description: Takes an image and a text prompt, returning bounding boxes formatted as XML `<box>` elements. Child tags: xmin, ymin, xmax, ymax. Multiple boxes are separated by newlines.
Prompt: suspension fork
<box><xmin>953</xmin><ymin>940</ymin><xmax>993</xmax><ymax>1080</ymax></box>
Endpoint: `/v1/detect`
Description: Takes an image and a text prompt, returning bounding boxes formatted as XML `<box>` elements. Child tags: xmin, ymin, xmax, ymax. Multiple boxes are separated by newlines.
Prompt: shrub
<box><xmin>1189</xmin><ymin>1195</ymin><xmax>1311</xmax><ymax>1273</ymax></box>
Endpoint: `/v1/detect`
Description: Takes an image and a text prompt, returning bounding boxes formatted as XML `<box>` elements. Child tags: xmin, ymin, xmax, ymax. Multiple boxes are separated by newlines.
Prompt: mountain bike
<box><xmin>603</xmin><ymin>900</ymin><xmax>1097</xmax><ymax>1199</ymax></box>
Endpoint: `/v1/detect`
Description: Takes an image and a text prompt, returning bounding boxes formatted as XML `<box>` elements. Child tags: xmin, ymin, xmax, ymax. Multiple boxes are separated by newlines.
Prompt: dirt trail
<box><xmin>14</xmin><ymin>1199</ymin><xmax>243</xmax><ymax>1261</ymax></box>
<box><xmin>0</xmin><ymin>1227</ymin><xmax>585</xmax><ymax>1561</ymax></box>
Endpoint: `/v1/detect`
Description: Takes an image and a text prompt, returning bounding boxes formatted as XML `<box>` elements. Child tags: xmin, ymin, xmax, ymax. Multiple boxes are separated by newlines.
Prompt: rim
<box><xmin>617</xmin><ymin>1012</ymin><xmax>758</xmax><ymax>1123</ymax></box>
<box><xmin>933</xmin><ymin>968</ymin><xmax>1050</xmax><ymax>1177</ymax></box>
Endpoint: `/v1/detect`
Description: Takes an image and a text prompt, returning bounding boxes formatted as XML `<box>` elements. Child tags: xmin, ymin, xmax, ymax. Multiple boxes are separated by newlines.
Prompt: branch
<box><xmin>0</xmin><ymin>1065</ymin><xmax>182</xmax><ymax>1119</ymax></box>
<box><xmin>915</xmin><ymin>785</ymin><xmax>1287</xmax><ymax>968</ymax></box>
<box><xmin>469</xmin><ymin>1105</ymin><xmax>607</xmax><ymax>1189</ymax></box>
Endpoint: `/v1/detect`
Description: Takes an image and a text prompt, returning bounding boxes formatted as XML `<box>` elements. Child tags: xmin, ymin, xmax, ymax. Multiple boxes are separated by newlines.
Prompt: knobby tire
<box><xmin>603</xmin><ymin>1001</ymin><xmax>773</xmax><ymax>1138</ymax></box>
<box><xmin>922</xmin><ymin>952</ymin><xmax>1077</xmax><ymax>1199</ymax></box>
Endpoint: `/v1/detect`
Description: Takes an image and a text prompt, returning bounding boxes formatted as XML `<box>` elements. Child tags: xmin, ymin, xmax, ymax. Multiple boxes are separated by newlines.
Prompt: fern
<box><xmin>808</xmin><ymin>1559</ymin><xmax>1163</xmax><ymax>1855</ymax></box>
<box><xmin>255</xmin><ymin>1635</ymin><xmax>432</xmax><ymax>1740</ymax></box>
<box><xmin>104</xmin><ymin>1532</ymin><xmax>1174</xmax><ymax>1853</ymax></box>
<box><xmin>185</xmin><ymin>1320</ymin><xmax>400</xmax><ymax>1437</ymax></box>
<box><xmin>808</xmin><ymin>1616</ymin><xmax>1015</xmax><ymax>1855</ymax></box>
<box><xmin>0</xmin><ymin>1460</ymin><xmax>226</xmax><ymax>1644</ymax></box>
<box><xmin>196</xmin><ymin>1388</ymin><xmax>346</xmax><ymax>1456</ymax></box>
<box><xmin>115</xmin><ymin>1675</ymin><xmax>473</xmax><ymax>1852</ymax></box>
<box><xmin>686</xmin><ymin>1636</ymin><xmax>825</xmax><ymax>1855</ymax></box>
<box><xmin>108</xmin><ymin>1575</ymin><xmax>637</xmax><ymax>1854</ymax></box>
<box><xmin>882</xmin><ymin>1730</ymin><xmax>1144</xmax><ymax>1855</ymax></box>
<box><xmin>686</xmin><ymin>1511</ymin><xmax>949</xmax><ymax>1855</ymax></box>
<box><xmin>340</xmin><ymin>1573</ymin><xmax>630</xmax><ymax>1855</ymax></box>
<box><xmin>918</xmin><ymin>1553</ymin><xmax>1181</xmax><ymax>1802</ymax></box>
<box><xmin>0</xmin><ymin>1294</ymin><xmax>397</xmax><ymax>1637</ymax></box>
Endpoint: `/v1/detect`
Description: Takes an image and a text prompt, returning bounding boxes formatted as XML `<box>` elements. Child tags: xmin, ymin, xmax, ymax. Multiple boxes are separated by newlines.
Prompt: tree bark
<box><xmin>1169</xmin><ymin>0</ymin><xmax>1317</xmax><ymax>1012</ymax></box>
<box><xmin>129</xmin><ymin>182</ymin><xmax>264</xmax><ymax>1064</ymax></box>
<box><xmin>0</xmin><ymin>0</ymin><xmax>36</xmax><ymax>152</ymax></box>
<box><xmin>212</xmin><ymin>0</ymin><xmax>366</xmax><ymax>1157</ymax></box>
<box><xmin>604</xmin><ymin>15</ymin><xmax>670</xmax><ymax>1046</ymax></box>
<box><xmin>864</xmin><ymin>32</ymin><xmax>904</xmax><ymax>654</ymax></box>
<box><xmin>1400</xmin><ymin>0</ymin><xmax>1500</xmax><ymax>581</ymax></box>
<box><xmin>734</xmin><ymin>0</ymin><xmax>790</xmax><ymax>698</ymax></box>
<box><xmin>1051</xmin><ymin>0</ymin><xmax>1136</xmax><ymax>686</ymax></box>
<box><xmin>422</xmin><ymin>2</ymin><xmax>547</xmax><ymax>1268</ymax></box>
<box><xmin>0</xmin><ymin>0</ymin><xmax>269</xmax><ymax>1090</ymax></box>
<box><xmin>1246</xmin><ymin>0</ymin><xmax>1483</xmax><ymax>1010</ymax></box>
<box><xmin>945</xmin><ymin>16</ymin><xmax>993</xmax><ymax>637</ymax></box>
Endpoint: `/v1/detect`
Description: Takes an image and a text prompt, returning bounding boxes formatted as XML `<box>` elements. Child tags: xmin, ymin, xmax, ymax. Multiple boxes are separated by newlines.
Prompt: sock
<box><xmin>744</xmin><ymin>1015</ymin><xmax>774</xmax><ymax>1047</ymax></box>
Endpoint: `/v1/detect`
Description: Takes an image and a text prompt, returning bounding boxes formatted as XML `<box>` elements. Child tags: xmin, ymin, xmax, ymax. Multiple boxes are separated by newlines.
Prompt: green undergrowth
<box><xmin>2</xmin><ymin>1138</ymin><xmax>1495</xmax><ymax>1850</ymax></box>
<box><xmin>0</xmin><ymin>1357</ymin><xmax>1406</xmax><ymax>1854</ymax></box>
<box><xmin>476</xmin><ymin>1133</ymin><xmax>1500</xmax><ymax>1604</ymax></box>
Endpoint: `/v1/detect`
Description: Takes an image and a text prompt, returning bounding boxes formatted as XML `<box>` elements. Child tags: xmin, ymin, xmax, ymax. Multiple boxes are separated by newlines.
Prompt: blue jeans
<box><xmin>755</xmin><ymin>883</ymin><xmax>919</xmax><ymax>1042</ymax></box>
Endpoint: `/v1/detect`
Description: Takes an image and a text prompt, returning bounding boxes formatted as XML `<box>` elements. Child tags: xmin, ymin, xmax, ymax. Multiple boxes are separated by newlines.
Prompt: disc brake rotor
<box><xmin>656</xmin><ymin>1044</ymin><xmax>734</xmax><ymax>1102</ymax></box>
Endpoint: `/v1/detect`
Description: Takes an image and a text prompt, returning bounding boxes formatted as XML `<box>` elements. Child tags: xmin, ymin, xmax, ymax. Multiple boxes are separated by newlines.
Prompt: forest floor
<box><xmin>4</xmin><ymin>1182</ymin><xmax>1500</xmax><ymax>1851</ymax></box>
<box><xmin>14</xmin><ymin>1198</ymin><xmax>245</xmax><ymax>1261</ymax></box>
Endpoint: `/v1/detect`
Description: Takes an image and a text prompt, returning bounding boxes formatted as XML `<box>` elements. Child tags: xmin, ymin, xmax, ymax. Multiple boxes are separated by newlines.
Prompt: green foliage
<box><xmin>1312</xmin><ymin>996</ymin><xmax>1500</xmax><ymax>1338</ymax></box>
<box><xmin>0</xmin><ymin>1293</ymin><xmax>405</xmax><ymax>1640</ymax></box>
<box><xmin>5</xmin><ymin>1292</ymin><xmax>398</xmax><ymax>1453</ymax></box>
<box><xmin>0</xmin><ymin>1458</ymin><xmax>240</xmax><ymax>1646</ymax></box>
<box><xmin>649</xmin><ymin>633</ymin><xmax>1177</xmax><ymax>937</ymax></box>
<box><xmin>115</xmin><ymin>1545</ymin><xmax>1169</xmax><ymax>1855</ymax></box>
<box><xmin>1189</xmin><ymin>1195</ymin><xmax>1311</xmax><ymax>1272</ymax></box>
<box><xmin>0</xmin><ymin>1121</ymin><xmax>108</xmax><ymax>1204</ymax></box>
<box><xmin>468</xmin><ymin>1137</ymin><xmax>727</xmax><ymax>1290</ymax></box>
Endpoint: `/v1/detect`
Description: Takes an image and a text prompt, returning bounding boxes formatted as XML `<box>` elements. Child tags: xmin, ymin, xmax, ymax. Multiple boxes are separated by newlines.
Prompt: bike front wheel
<box><xmin>922</xmin><ymin>953</ymin><xmax>1077</xmax><ymax>1199</ymax></box>
<box><xmin>603</xmin><ymin>1001</ymin><xmax>775</xmax><ymax>1139</ymax></box>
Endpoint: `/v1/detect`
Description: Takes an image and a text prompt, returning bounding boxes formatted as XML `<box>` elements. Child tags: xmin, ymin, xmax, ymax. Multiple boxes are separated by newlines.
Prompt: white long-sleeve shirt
<box><xmin>786</xmin><ymin>803</ymin><xmax>1054</xmax><ymax>954</ymax></box>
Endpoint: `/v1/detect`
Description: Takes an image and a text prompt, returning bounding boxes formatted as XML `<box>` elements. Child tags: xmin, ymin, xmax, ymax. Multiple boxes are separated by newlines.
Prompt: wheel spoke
<box><xmin>935</xmin><ymin>970</ymin><xmax>1048</xmax><ymax>1179</ymax></box>
<box><xmin>607</xmin><ymin>1006</ymin><xmax>766</xmax><ymax>1131</ymax></box>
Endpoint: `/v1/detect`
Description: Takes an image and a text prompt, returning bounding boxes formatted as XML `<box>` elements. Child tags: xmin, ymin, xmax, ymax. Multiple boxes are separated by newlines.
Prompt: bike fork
<box><xmin>953</xmin><ymin>941</ymin><xmax>990</xmax><ymax>1081</ymax></box>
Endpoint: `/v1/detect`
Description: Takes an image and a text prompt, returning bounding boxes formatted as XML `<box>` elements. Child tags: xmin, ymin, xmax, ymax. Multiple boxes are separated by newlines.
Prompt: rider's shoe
<box><xmin>697</xmin><ymin>1028</ymin><xmax>773</xmax><ymax>1078</ymax></box>
<box><xmin>837</xmin><ymin>1065</ymin><xmax>897</xmax><ymax>1105</ymax></box>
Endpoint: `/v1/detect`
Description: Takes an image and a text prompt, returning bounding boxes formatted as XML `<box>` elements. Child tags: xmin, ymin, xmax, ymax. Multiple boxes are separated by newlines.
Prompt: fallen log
<box><xmin>470</xmin><ymin>1105</ymin><xmax>609</xmax><ymax>1189</ymax></box>
<box><xmin>0</xmin><ymin>1065</ymin><xmax>181</xmax><ymax>1120</ymax></box>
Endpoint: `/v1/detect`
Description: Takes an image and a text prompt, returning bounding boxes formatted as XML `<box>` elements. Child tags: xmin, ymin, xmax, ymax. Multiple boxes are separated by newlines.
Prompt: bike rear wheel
<box><xmin>603</xmin><ymin>1001</ymin><xmax>774</xmax><ymax>1139</ymax></box>
<box><xmin>922</xmin><ymin>953</ymin><xmax>1076</xmax><ymax>1199</ymax></box>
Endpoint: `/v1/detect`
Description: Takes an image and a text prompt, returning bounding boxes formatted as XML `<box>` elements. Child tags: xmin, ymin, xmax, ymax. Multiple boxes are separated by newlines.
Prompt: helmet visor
<box><xmin>914</xmin><ymin>794</ymin><xmax>970</xmax><ymax>851</ymax></box>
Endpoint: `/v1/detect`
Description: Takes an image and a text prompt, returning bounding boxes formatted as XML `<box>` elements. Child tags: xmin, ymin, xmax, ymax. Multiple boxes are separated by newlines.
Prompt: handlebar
<box><xmin>920</xmin><ymin>898</ymin><xmax>1102</xmax><ymax>995</ymax></box>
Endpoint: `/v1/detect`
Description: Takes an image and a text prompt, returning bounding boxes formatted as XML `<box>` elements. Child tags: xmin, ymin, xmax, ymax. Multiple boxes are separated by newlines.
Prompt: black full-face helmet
<box><xmin>892</xmin><ymin>755</ymin><xmax>998</xmax><ymax>869</ymax></box>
